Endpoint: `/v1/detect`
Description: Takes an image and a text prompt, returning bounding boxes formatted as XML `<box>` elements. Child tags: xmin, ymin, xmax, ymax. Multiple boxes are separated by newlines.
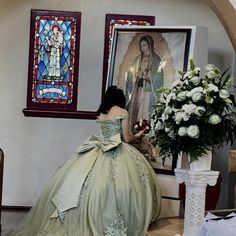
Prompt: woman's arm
<box><xmin>121</xmin><ymin>115</ymin><xmax>144</xmax><ymax>143</ymax></box>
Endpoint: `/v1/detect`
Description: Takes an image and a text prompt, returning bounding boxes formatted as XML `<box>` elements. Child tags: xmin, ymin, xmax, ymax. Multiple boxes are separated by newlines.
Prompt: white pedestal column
<box><xmin>174</xmin><ymin>168</ymin><xmax>219</xmax><ymax>236</ymax></box>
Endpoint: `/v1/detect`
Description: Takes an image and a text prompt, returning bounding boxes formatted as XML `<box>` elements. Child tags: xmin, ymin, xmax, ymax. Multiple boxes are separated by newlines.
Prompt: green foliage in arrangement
<box><xmin>151</xmin><ymin>60</ymin><xmax>236</xmax><ymax>164</ymax></box>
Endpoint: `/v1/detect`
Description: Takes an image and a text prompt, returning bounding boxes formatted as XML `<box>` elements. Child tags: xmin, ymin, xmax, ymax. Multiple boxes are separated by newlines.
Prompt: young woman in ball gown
<box><xmin>12</xmin><ymin>86</ymin><xmax>161</xmax><ymax>236</ymax></box>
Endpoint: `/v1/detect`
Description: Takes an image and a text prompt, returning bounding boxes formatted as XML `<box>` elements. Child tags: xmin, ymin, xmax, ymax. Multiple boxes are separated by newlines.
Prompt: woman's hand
<box><xmin>134</xmin><ymin>128</ymin><xmax>147</xmax><ymax>140</ymax></box>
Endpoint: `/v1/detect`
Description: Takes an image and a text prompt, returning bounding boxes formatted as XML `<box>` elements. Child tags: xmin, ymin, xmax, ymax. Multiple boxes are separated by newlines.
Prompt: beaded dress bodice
<box><xmin>98</xmin><ymin>117</ymin><xmax>126</xmax><ymax>142</ymax></box>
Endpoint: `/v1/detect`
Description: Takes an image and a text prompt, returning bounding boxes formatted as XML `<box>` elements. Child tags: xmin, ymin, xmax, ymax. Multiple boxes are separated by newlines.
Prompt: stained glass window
<box><xmin>25</xmin><ymin>10</ymin><xmax>81</xmax><ymax>114</ymax></box>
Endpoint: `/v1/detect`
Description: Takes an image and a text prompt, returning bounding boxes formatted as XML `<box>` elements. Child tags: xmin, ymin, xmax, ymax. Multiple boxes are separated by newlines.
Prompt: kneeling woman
<box><xmin>12</xmin><ymin>86</ymin><xmax>161</xmax><ymax>236</ymax></box>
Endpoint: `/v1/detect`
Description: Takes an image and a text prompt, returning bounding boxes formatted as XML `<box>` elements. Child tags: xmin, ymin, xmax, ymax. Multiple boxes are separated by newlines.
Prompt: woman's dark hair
<box><xmin>97</xmin><ymin>86</ymin><xmax>126</xmax><ymax>115</ymax></box>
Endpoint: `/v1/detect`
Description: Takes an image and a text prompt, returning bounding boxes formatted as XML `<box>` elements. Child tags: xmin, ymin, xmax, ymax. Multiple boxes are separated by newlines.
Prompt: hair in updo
<box><xmin>96</xmin><ymin>86</ymin><xmax>126</xmax><ymax>115</ymax></box>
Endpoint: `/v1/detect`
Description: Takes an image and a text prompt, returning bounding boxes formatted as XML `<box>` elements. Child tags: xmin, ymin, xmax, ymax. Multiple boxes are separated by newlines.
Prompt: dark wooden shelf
<box><xmin>22</xmin><ymin>108</ymin><xmax>97</xmax><ymax>120</ymax></box>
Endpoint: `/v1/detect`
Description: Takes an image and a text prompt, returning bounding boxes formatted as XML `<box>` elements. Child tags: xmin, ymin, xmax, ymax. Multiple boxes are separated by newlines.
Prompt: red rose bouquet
<box><xmin>133</xmin><ymin>119</ymin><xmax>151</xmax><ymax>134</ymax></box>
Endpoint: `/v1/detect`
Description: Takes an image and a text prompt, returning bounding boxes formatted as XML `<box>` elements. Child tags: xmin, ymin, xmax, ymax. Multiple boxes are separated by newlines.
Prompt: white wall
<box><xmin>0</xmin><ymin>0</ymin><xmax>235</xmax><ymax>207</ymax></box>
<box><xmin>229</xmin><ymin>0</ymin><xmax>236</xmax><ymax>9</ymax></box>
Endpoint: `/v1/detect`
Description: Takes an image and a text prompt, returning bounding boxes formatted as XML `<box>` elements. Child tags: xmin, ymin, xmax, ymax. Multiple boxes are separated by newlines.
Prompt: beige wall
<box><xmin>229</xmin><ymin>0</ymin><xmax>236</xmax><ymax>8</ymax></box>
<box><xmin>206</xmin><ymin>0</ymin><xmax>236</xmax><ymax>57</ymax></box>
<box><xmin>0</xmin><ymin>0</ymin><xmax>235</xmax><ymax>207</ymax></box>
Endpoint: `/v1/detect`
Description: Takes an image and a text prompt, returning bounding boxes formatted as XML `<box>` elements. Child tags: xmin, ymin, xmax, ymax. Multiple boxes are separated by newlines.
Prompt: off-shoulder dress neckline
<box><xmin>97</xmin><ymin>115</ymin><xmax>128</xmax><ymax>122</ymax></box>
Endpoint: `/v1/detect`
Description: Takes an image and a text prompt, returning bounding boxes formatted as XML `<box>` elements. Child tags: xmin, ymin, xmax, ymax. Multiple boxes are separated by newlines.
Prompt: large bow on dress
<box><xmin>76</xmin><ymin>134</ymin><xmax>122</xmax><ymax>153</ymax></box>
<box><xmin>50</xmin><ymin>134</ymin><xmax>122</xmax><ymax>220</ymax></box>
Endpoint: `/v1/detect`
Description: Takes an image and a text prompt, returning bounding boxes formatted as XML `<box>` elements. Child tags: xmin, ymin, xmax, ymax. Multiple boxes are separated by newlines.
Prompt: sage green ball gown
<box><xmin>13</xmin><ymin>116</ymin><xmax>161</xmax><ymax>236</ymax></box>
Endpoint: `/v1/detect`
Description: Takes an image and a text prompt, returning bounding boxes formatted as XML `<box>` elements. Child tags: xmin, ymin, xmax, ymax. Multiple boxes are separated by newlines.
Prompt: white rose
<box><xmin>159</xmin><ymin>95</ymin><xmax>167</xmax><ymax>103</ymax></box>
<box><xmin>165</xmin><ymin>127</ymin><xmax>170</xmax><ymax>133</ymax></box>
<box><xmin>205</xmin><ymin>95</ymin><xmax>214</xmax><ymax>104</ymax></box>
<box><xmin>178</xmin><ymin>127</ymin><xmax>187</xmax><ymax>136</ymax></box>
<box><xmin>164</xmin><ymin>106</ymin><xmax>172</xmax><ymax>115</ymax></box>
<box><xmin>186</xmin><ymin>91</ymin><xmax>192</xmax><ymax>97</ymax></box>
<box><xmin>194</xmin><ymin>67</ymin><xmax>200</xmax><ymax>74</ymax></box>
<box><xmin>183</xmin><ymin>79</ymin><xmax>189</xmax><ymax>85</ymax></box>
<box><xmin>174</xmin><ymin>111</ymin><xmax>184</xmax><ymax>124</ymax></box>
<box><xmin>161</xmin><ymin>113</ymin><xmax>167</xmax><ymax>122</ymax></box>
<box><xmin>182</xmin><ymin>104</ymin><xmax>197</xmax><ymax>114</ymax></box>
<box><xmin>191</xmin><ymin>87</ymin><xmax>204</xmax><ymax>93</ymax></box>
<box><xmin>183</xmin><ymin>70</ymin><xmax>194</xmax><ymax>79</ymax></box>
<box><xmin>206</xmin><ymin>64</ymin><xmax>220</xmax><ymax>74</ymax></box>
<box><xmin>155</xmin><ymin>121</ymin><xmax>164</xmax><ymax>130</ymax></box>
<box><xmin>191</xmin><ymin>92</ymin><xmax>202</xmax><ymax>102</ymax></box>
<box><xmin>187</xmin><ymin>87</ymin><xmax>203</xmax><ymax>98</ymax></box>
<box><xmin>219</xmin><ymin>89</ymin><xmax>229</xmax><ymax>99</ymax></box>
<box><xmin>207</xmin><ymin>84</ymin><xmax>219</xmax><ymax>92</ymax></box>
<box><xmin>195</xmin><ymin>106</ymin><xmax>206</xmax><ymax>116</ymax></box>
<box><xmin>206</xmin><ymin>71</ymin><xmax>215</xmax><ymax>79</ymax></box>
<box><xmin>183</xmin><ymin>114</ymin><xmax>190</xmax><ymax>121</ymax></box>
<box><xmin>209</xmin><ymin>114</ymin><xmax>221</xmax><ymax>124</ymax></box>
<box><xmin>202</xmin><ymin>80</ymin><xmax>208</xmax><ymax>86</ymax></box>
<box><xmin>172</xmin><ymin>93</ymin><xmax>177</xmax><ymax>100</ymax></box>
<box><xmin>187</xmin><ymin>125</ymin><xmax>200</xmax><ymax>138</ymax></box>
<box><xmin>190</xmin><ymin>76</ymin><xmax>200</xmax><ymax>85</ymax></box>
<box><xmin>173</xmin><ymin>108</ymin><xmax>180</xmax><ymax>113</ymax></box>
<box><xmin>177</xmin><ymin>91</ymin><xmax>187</xmax><ymax>101</ymax></box>
<box><xmin>166</xmin><ymin>92</ymin><xmax>176</xmax><ymax>103</ymax></box>
<box><xmin>172</xmin><ymin>80</ymin><xmax>183</xmax><ymax>88</ymax></box>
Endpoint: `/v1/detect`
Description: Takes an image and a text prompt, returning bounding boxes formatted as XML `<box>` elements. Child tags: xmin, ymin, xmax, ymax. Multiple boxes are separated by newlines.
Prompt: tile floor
<box><xmin>1</xmin><ymin>210</ymin><xmax>184</xmax><ymax>236</ymax></box>
<box><xmin>2</xmin><ymin>210</ymin><xmax>27</xmax><ymax>235</ymax></box>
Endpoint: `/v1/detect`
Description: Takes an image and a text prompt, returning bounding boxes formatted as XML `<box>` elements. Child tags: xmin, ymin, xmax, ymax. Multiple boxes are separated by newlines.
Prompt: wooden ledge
<box><xmin>22</xmin><ymin>108</ymin><xmax>97</xmax><ymax>120</ymax></box>
<box><xmin>229</xmin><ymin>150</ymin><xmax>236</xmax><ymax>173</ymax></box>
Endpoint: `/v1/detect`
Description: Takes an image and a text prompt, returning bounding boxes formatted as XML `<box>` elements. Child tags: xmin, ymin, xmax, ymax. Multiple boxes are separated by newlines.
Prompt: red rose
<box><xmin>133</xmin><ymin>119</ymin><xmax>151</xmax><ymax>134</ymax></box>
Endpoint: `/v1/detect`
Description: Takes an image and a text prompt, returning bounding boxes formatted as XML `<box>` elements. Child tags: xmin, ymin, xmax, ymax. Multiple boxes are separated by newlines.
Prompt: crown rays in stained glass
<box><xmin>32</xmin><ymin>15</ymin><xmax>76</xmax><ymax>104</ymax></box>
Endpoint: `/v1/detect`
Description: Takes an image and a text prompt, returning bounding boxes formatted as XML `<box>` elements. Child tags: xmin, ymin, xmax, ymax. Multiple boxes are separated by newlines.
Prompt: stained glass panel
<box><xmin>32</xmin><ymin>15</ymin><xmax>76</xmax><ymax>104</ymax></box>
<box><xmin>25</xmin><ymin>10</ymin><xmax>81</xmax><ymax>113</ymax></box>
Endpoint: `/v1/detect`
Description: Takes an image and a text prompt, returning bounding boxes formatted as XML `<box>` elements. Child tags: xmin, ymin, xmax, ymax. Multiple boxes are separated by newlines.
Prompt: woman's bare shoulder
<box><xmin>109</xmin><ymin>106</ymin><xmax>128</xmax><ymax>117</ymax></box>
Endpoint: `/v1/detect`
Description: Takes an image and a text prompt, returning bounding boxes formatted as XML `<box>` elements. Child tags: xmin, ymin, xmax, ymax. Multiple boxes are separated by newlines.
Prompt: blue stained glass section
<box><xmin>37</xmin><ymin>19</ymin><xmax>72</xmax><ymax>83</ymax></box>
<box><xmin>33</xmin><ymin>17</ymin><xmax>76</xmax><ymax>103</ymax></box>
<box><xmin>36</xmin><ymin>83</ymin><xmax>69</xmax><ymax>100</ymax></box>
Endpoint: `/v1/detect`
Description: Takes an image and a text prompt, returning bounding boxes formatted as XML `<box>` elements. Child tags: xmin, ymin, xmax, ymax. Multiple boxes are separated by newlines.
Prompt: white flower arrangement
<box><xmin>151</xmin><ymin>60</ymin><xmax>236</xmax><ymax>163</ymax></box>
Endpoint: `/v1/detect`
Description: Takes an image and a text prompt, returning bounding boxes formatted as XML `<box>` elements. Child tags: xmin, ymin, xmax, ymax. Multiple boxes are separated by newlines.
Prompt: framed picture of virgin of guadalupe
<box><xmin>107</xmin><ymin>26</ymin><xmax>192</xmax><ymax>174</ymax></box>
